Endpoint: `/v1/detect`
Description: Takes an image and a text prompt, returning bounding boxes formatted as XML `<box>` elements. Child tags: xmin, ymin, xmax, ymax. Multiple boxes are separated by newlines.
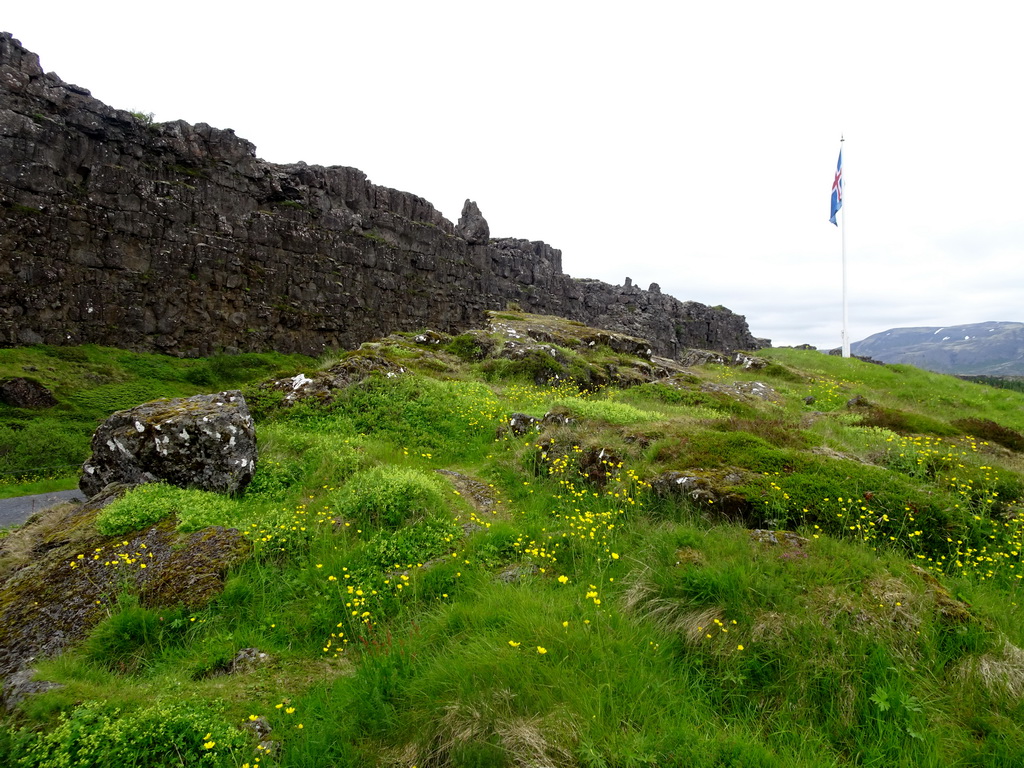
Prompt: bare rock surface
<box><xmin>456</xmin><ymin>199</ymin><xmax>490</xmax><ymax>244</ymax></box>
<box><xmin>80</xmin><ymin>390</ymin><xmax>256</xmax><ymax>497</ymax></box>
<box><xmin>0</xmin><ymin>376</ymin><xmax>57</xmax><ymax>408</ymax></box>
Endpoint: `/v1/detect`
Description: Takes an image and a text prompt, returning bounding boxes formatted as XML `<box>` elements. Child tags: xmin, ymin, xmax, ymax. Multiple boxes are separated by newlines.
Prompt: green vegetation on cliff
<box><xmin>5</xmin><ymin>317</ymin><xmax>1024</xmax><ymax>766</ymax></box>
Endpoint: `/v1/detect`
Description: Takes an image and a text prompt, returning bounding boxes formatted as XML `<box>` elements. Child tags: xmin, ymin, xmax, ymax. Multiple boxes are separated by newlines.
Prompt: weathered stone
<box><xmin>749</xmin><ymin>529</ymin><xmax>809</xmax><ymax>548</ymax></box>
<box><xmin>541</xmin><ymin>410</ymin><xmax>574</xmax><ymax>427</ymax></box>
<box><xmin>701</xmin><ymin>380</ymin><xmax>779</xmax><ymax>403</ymax></box>
<box><xmin>79</xmin><ymin>390</ymin><xmax>256</xmax><ymax>497</ymax></box>
<box><xmin>456</xmin><ymin>199</ymin><xmax>490</xmax><ymax>244</ymax></box>
<box><xmin>650</xmin><ymin>470</ymin><xmax>753</xmax><ymax>521</ymax></box>
<box><xmin>229</xmin><ymin>647</ymin><xmax>273</xmax><ymax>674</ymax></box>
<box><xmin>0</xmin><ymin>668</ymin><xmax>62</xmax><ymax>711</ymax></box>
<box><xmin>503</xmin><ymin>413</ymin><xmax>539</xmax><ymax>437</ymax></box>
<box><xmin>651</xmin><ymin>471</ymin><xmax>714</xmax><ymax>499</ymax></box>
<box><xmin>495</xmin><ymin>563</ymin><xmax>540</xmax><ymax>583</ymax></box>
<box><xmin>413</xmin><ymin>329</ymin><xmax>450</xmax><ymax>345</ymax></box>
<box><xmin>578</xmin><ymin>446</ymin><xmax>621</xmax><ymax>486</ymax></box>
<box><xmin>264</xmin><ymin>353</ymin><xmax>407</xmax><ymax>406</ymax></box>
<box><xmin>679</xmin><ymin>349</ymin><xmax>731</xmax><ymax>367</ymax></box>
<box><xmin>240</xmin><ymin>714</ymin><xmax>273</xmax><ymax>740</ymax></box>
<box><xmin>0</xmin><ymin>377</ymin><xmax>57</xmax><ymax>408</ymax></box>
<box><xmin>139</xmin><ymin>526</ymin><xmax>249</xmax><ymax>609</ymax></box>
<box><xmin>0</xmin><ymin>33</ymin><xmax>767</xmax><ymax>360</ymax></box>
<box><xmin>734</xmin><ymin>353</ymin><xmax>769</xmax><ymax>370</ymax></box>
<box><xmin>487</xmin><ymin>313</ymin><xmax>653</xmax><ymax>360</ymax></box>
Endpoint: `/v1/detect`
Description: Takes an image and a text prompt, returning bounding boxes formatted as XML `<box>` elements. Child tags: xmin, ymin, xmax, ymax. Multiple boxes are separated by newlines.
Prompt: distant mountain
<box><xmin>851</xmin><ymin>322</ymin><xmax>1024</xmax><ymax>375</ymax></box>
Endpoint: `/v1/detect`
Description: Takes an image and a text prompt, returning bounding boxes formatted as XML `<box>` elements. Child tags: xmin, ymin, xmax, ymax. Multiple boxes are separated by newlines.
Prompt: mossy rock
<box><xmin>0</xmin><ymin>491</ymin><xmax>249</xmax><ymax>690</ymax></box>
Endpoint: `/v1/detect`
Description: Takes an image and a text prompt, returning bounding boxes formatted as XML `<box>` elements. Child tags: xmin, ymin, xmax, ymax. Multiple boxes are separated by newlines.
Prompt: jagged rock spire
<box><xmin>457</xmin><ymin>199</ymin><xmax>490</xmax><ymax>244</ymax></box>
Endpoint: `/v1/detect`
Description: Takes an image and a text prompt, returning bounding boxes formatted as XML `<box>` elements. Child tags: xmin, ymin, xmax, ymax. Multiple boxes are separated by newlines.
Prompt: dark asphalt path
<box><xmin>0</xmin><ymin>490</ymin><xmax>84</xmax><ymax>529</ymax></box>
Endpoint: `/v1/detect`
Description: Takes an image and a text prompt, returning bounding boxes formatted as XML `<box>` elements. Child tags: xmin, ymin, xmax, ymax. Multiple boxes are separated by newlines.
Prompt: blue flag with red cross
<box><xmin>829</xmin><ymin>148</ymin><xmax>843</xmax><ymax>226</ymax></box>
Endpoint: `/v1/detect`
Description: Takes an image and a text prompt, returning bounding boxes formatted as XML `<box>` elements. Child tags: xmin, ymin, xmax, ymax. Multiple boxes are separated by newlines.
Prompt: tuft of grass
<box><xmin>552</xmin><ymin>396</ymin><xmax>661</xmax><ymax>425</ymax></box>
<box><xmin>95</xmin><ymin>483</ymin><xmax>243</xmax><ymax>535</ymax></box>
<box><xmin>331</xmin><ymin>466</ymin><xmax>450</xmax><ymax>530</ymax></box>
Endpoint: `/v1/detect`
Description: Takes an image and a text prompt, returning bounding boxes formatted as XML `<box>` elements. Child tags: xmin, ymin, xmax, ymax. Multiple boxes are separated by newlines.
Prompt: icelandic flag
<box><xmin>829</xmin><ymin>147</ymin><xmax>843</xmax><ymax>226</ymax></box>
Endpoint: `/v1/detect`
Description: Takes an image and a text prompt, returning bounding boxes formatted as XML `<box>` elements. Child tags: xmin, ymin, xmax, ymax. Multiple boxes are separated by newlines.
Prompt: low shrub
<box><xmin>553</xmin><ymin>396</ymin><xmax>660</xmax><ymax>425</ymax></box>
<box><xmin>952</xmin><ymin>417</ymin><xmax>1024</xmax><ymax>452</ymax></box>
<box><xmin>447</xmin><ymin>334</ymin><xmax>488</xmax><ymax>362</ymax></box>
<box><xmin>361</xmin><ymin>515</ymin><xmax>461</xmax><ymax>570</ymax></box>
<box><xmin>7</xmin><ymin>697</ymin><xmax>247</xmax><ymax>767</ymax></box>
<box><xmin>96</xmin><ymin>483</ymin><xmax>239</xmax><ymax>535</ymax></box>
<box><xmin>333</xmin><ymin>466</ymin><xmax>450</xmax><ymax>530</ymax></box>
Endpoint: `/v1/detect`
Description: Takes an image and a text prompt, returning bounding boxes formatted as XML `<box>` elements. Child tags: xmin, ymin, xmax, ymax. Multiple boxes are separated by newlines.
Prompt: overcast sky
<box><xmin>6</xmin><ymin>2</ymin><xmax>1022</xmax><ymax>348</ymax></box>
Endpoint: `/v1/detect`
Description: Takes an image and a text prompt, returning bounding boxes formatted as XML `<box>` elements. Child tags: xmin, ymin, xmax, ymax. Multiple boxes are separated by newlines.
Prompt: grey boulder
<box><xmin>80</xmin><ymin>390</ymin><xmax>257</xmax><ymax>497</ymax></box>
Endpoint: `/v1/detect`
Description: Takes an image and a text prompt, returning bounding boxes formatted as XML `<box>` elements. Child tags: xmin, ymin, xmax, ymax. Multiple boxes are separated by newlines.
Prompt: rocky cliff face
<box><xmin>0</xmin><ymin>33</ymin><xmax>765</xmax><ymax>358</ymax></box>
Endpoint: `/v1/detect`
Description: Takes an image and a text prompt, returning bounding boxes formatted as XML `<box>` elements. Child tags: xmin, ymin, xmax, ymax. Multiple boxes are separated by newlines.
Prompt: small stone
<box><xmin>240</xmin><ymin>715</ymin><xmax>273</xmax><ymax>740</ymax></box>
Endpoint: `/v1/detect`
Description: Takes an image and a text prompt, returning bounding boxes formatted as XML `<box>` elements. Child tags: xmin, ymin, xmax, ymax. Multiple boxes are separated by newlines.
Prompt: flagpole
<box><xmin>840</xmin><ymin>135</ymin><xmax>850</xmax><ymax>358</ymax></box>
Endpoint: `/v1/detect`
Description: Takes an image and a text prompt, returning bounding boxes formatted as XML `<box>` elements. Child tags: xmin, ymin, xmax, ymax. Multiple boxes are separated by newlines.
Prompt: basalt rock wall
<box><xmin>0</xmin><ymin>33</ymin><xmax>765</xmax><ymax>358</ymax></box>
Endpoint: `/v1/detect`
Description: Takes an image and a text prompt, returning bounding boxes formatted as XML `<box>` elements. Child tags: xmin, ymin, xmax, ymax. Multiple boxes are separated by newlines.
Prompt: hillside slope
<box><xmin>852</xmin><ymin>321</ymin><xmax>1024</xmax><ymax>375</ymax></box>
<box><xmin>4</xmin><ymin>312</ymin><xmax>1024</xmax><ymax>767</ymax></box>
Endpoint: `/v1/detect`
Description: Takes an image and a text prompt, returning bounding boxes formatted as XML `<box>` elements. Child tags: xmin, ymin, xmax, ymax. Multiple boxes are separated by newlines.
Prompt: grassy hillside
<box><xmin>4</xmin><ymin>316</ymin><xmax>1024</xmax><ymax>767</ymax></box>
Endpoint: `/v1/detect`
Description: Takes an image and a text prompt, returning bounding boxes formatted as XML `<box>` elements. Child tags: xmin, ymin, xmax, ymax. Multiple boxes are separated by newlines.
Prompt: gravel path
<box><xmin>0</xmin><ymin>490</ymin><xmax>85</xmax><ymax>529</ymax></box>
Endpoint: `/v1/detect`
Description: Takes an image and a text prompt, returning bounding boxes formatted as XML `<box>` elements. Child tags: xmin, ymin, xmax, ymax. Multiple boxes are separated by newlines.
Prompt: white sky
<box><xmin>5</xmin><ymin>1</ymin><xmax>1022</xmax><ymax>348</ymax></box>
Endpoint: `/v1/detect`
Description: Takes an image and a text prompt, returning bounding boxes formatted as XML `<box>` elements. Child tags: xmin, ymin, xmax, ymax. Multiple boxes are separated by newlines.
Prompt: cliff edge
<box><xmin>0</xmin><ymin>32</ymin><xmax>766</xmax><ymax>357</ymax></box>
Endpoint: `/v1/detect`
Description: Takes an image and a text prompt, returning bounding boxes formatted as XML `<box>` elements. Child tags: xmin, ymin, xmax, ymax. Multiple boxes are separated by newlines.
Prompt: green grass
<box><xmin>0</xmin><ymin>345</ymin><xmax>312</xmax><ymax>488</ymax></box>
<box><xmin>7</xmin><ymin>333</ymin><xmax>1024</xmax><ymax>766</ymax></box>
<box><xmin>0</xmin><ymin>475</ymin><xmax>78</xmax><ymax>500</ymax></box>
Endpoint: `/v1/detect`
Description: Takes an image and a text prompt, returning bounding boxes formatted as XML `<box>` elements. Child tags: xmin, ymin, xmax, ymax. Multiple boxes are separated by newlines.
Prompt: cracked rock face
<box><xmin>0</xmin><ymin>33</ymin><xmax>766</xmax><ymax>359</ymax></box>
<box><xmin>79</xmin><ymin>390</ymin><xmax>257</xmax><ymax>497</ymax></box>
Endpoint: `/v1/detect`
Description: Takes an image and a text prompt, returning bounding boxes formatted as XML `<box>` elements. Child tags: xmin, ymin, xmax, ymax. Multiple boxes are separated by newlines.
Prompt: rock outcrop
<box><xmin>0</xmin><ymin>33</ymin><xmax>766</xmax><ymax>359</ymax></box>
<box><xmin>79</xmin><ymin>390</ymin><xmax>257</xmax><ymax>497</ymax></box>
<box><xmin>0</xmin><ymin>376</ymin><xmax>57</xmax><ymax>408</ymax></box>
<box><xmin>456</xmin><ymin>199</ymin><xmax>489</xmax><ymax>244</ymax></box>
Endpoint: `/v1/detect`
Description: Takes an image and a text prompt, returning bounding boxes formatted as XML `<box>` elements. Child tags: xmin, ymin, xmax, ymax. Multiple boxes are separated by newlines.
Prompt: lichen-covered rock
<box><xmin>502</xmin><ymin>413</ymin><xmax>539</xmax><ymax>437</ymax></box>
<box><xmin>734</xmin><ymin>353</ymin><xmax>769</xmax><ymax>370</ymax></box>
<box><xmin>80</xmin><ymin>390</ymin><xmax>256</xmax><ymax>497</ymax></box>
<box><xmin>578</xmin><ymin>446</ymin><xmax>621</xmax><ymax>486</ymax></box>
<box><xmin>651</xmin><ymin>470</ymin><xmax>753</xmax><ymax>521</ymax></box>
<box><xmin>0</xmin><ymin>668</ymin><xmax>63</xmax><ymax>711</ymax></box>
<box><xmin>701</xmin><ymin>380</ymin><xmax>780</xmax><ymax>403</ymax></box>
<box><xmin>263</xmin><ymin>353</ymin><xmax>407</xmax><ymax>406</ymax></box>
<box><xmin>487</xmin><ymin>313</ymin><xmax>654</xmax><ymax>360</ymax></box>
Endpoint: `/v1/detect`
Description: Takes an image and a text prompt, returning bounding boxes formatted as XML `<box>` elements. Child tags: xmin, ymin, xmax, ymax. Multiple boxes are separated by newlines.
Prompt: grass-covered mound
<box><xmin>4</xmin><ymin>313</ymin><xmax>1024</xmax><ymax>767</ymax></box>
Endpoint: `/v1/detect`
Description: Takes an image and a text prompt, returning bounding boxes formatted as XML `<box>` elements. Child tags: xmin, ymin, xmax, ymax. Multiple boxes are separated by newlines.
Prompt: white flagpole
<box><xmin>840</xmin><ymin>135</ymin><xmax>850</xmax><ymax>358</ymax></box>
